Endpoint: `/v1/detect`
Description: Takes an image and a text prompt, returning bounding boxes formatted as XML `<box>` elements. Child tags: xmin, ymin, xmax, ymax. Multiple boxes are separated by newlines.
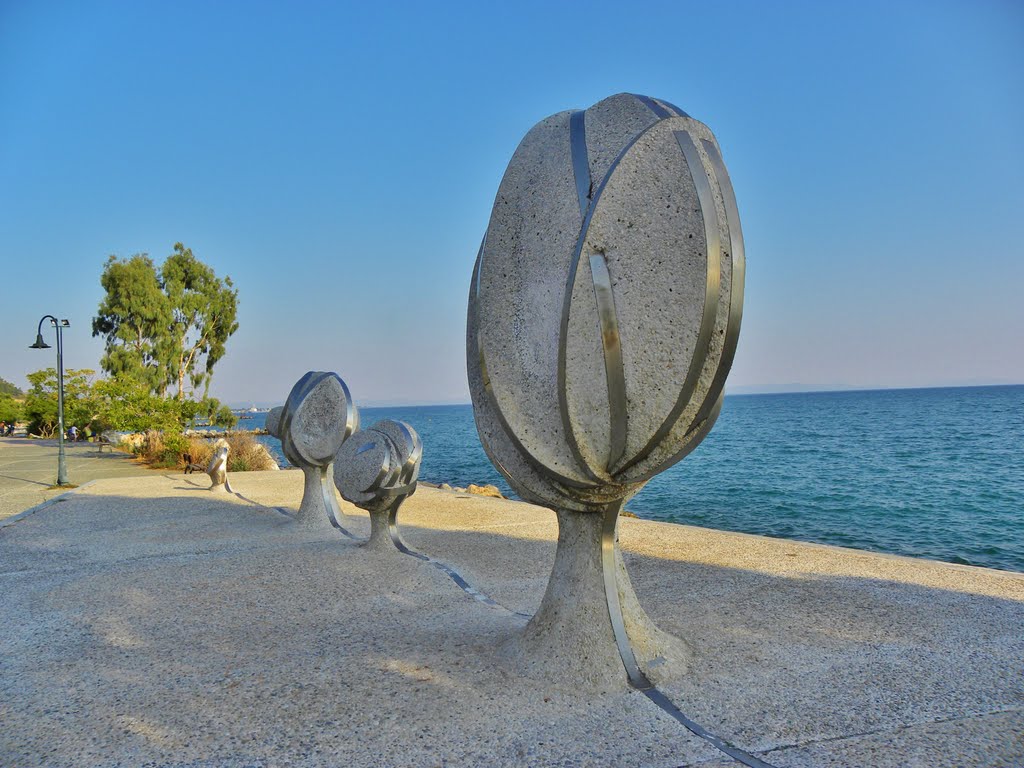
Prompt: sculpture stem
<box><xmin>508</xmin><ymin>505</ymin><xmax>688</xmax><ymax>689</ymax></box>
<box><xmin>295</xmin><ymin>465</ymin><xmax>342</xmax><ymax>529</ymax></box>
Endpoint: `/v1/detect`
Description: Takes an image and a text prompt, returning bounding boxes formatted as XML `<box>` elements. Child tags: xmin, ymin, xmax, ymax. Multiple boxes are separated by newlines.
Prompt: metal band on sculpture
<box><xmin>630</xmin><ymin>92</ymin><xmax>672</xmax><ymax>120</ymax></box>
<box><xmin>472</xmin><ymin>247</ymin><xmax>598</xmax><ymax>491</ymax></box>
<box><xmin>556</xmin><ymin>118</ymin><xmax>668</xmax><ymax>485</ymax></box>
<box><xmin>611</xmin><ymin>130</ymin><xmax>723</xmax><ymax>476</ymax></box>
<box><xmin>691</xmin><ymin>138</ymin><xmax>746</xmax><ymax>428</ymax></box>
<box><xmin>570</xmin><ymin>110</ymin><xmax>591</xmax><ymax>216</ymax></box>
<box><xmin>589</xmin><ymin>254</ymin><xmax>628</xmax><ymax>470</ymax></box>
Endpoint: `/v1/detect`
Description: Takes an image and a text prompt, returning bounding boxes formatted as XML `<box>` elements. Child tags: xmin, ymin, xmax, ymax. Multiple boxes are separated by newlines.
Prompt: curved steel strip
<box><xmin>601</xmin><ymin>500</ymin><xmax>649</xmax><ymax>689</ymax></box>
<box><xmin>319</xmin><ymin>465</ymin><xmax>348</xmax><ymax>530</ymax></box>
<box><xmin>688</xmin><ymin>138</ymin><xmax>745</xmax><ymax>428</ymax></box>
<box><xmin>629</xmin><ymin>93</ymin><xmax>672</xmax><ymax>120</ymax></box>
<box><xmin>277</xmin><ymin>371</ymin><xmax>317</xmax><ymax>466</ymax></box>
<box><xmin>557</xmin><ymin>119</ymin><xmax>671</xmax><ymax>484</ymax></box>
<box><xmin>655</xmin><ymin>98</ymin><xmax>690</xmax><ymax>118</ymax></box>
<box><xmin>600</xmin><ymin>500</ymin><xmax>778</xmax><ymax>768</ymax></box>
<box><xmin>472</xmin><ymin>245</ymin><xmax>598</xmax><ymax>490</ymax></box>
<box><xmin>611</xmin><ymin>129</ymin><xmax>722</xmax><ymax>476</ymax></box>
<box><xmin>570</xmin><ymin>110</ymin><xmax>591</xmax><ymax>217</ymax></box>
<box><xmin>589</xmin><ymin>254</ymin><xmax>629</xmax><ymax>471</ymax></box>
<box><xmin>386</xmin><ymin>497</ymin><xmax>530</xmax><ymax>618</ymax></box>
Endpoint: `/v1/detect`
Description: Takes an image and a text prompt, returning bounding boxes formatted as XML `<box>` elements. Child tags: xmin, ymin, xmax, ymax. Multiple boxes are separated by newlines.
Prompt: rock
<box><xmin>467</xmin><ymin>484</ymin><xmax>504</xmax><ymax>499</ymax></box>
<box><xmin>439</xmin><ymin>483</ymin><xmax>453</xmax><ymax>491</ymax></box>
<box><xmin>467</xmin><ymin>93</ymin><xmax>745</xmax><ymax>688</ymax></box>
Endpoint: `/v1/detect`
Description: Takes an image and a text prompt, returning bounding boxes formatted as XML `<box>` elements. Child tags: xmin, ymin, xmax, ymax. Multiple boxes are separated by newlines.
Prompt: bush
<box><xmin>131</xmin><ymin>430</ymin><xmax>277</xmax><ymax>472</ymax></box>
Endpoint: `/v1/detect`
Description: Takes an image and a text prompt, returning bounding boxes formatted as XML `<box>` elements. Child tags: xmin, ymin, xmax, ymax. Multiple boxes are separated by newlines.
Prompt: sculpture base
<box><xmin>502</xmin><ymin>506</ymin><xmax>689</xmax><ymax>691</ymax></box>
<box><xmin>295</xmin><ymin>466</ymin><xmax>344</xmax><ymax>530</ymax></box>
<box><xmin>364</xmin><ymin>508</ymin><xmax>401</xmax><ymax>553</ymax></box>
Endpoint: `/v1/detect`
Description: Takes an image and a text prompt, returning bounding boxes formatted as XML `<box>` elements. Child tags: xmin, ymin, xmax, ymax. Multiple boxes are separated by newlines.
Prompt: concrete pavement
<box><xmin>0</xmin><ymin>436</ymin><xmax>154</xmax><ymax>520</ymax></box>
<box><xmin>1</xmin><ymin>470</ymin><xmax>1021</xmax><ymax>767</ymax></box>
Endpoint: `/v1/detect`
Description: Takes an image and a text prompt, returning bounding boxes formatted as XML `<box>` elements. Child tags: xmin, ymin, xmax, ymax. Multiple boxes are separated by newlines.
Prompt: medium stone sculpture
<box><xmin>267</xmin><ymin>372</ymin><xmax>359</xmax><ymax>529</ymax></box>
<box><xmin>207</xmin><ymin>438</ymin><xmax>231</xmax><ymax>493</ymax></box>
<box><xmin>333</xmin><ymin>420</ymin><xmax>422</xmax><ymax>552</ymax></box>
<box><xmin>467</xmin><ymin>93</ymin><xmax>745</xmax><ymax>688</ymax></box>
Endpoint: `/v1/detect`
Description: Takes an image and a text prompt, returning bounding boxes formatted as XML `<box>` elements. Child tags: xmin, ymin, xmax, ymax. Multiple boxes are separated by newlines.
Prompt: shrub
<box><xmin>131</xmin><ymin>430</ymin><xmax>277</xmax><ymax>472</ymax></box>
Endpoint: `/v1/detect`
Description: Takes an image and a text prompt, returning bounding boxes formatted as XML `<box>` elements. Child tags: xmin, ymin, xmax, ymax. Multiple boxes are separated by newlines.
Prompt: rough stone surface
<box><xmin>467</xmin><ymin>93</ymin><xmax>746</xmax><ymax>688</ymax></box>
<box><xmin>1</xmin><ymin>472</ymin><xmax>1020</xmax><ymax>767</ymax></box>
<box><xmin>467</xmin><ymin>483</ymin><xmax>504</xmax><ymax>499</ymax></box>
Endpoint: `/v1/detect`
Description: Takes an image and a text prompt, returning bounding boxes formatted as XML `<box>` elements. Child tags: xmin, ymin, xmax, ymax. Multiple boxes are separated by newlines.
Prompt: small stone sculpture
<box><xmin>207</xmin><ymin>438</ymin><xmax>231</xmax><ymax>493</ymax></box>
<box><xmin>333</xmin><ymin>420</ymin><xmax>422</xmax><ymax>552</ymax></box>
<box><xmin>468</xmin><ymin>93</ymin><xmax>745</xmax><ymax>688</ymax></box>
<box><xmin>267</xmin><ymin>372</ymin><xmax>358</xmax><ymax>529</ymax></box>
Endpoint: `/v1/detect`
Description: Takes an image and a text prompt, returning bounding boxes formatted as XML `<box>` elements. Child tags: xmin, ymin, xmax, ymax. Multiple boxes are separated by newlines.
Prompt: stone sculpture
<box><xmin>207</xmin><ymin>438</ymin><xmax>231</xmax><ymax>493</ymax></box>
<box><xmin>333</xmin><ymin>420</ymin><xmax>422</xmax><ymax>552</ymax></box>
<box><xmin>266</xmin><ymin>372</ymin><xmax>359</xmax><ymax>529</ymax></box>
<box><xmin>467</xmin><ymin>93</ymin><xmax>745</xmax><ymax>688</ymax></box>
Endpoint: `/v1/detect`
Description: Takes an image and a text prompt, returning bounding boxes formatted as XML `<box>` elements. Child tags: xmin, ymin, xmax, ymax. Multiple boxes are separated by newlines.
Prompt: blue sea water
<box><xmin>248</xmin><ymin>385</ymin><xmax>1024</xmax><ymax>573</ymax></box>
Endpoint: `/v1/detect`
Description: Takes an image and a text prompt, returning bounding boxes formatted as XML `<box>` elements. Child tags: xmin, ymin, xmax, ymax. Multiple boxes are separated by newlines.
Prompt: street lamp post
<box><xmin>30</xmin><ymin>315</ymin><xmax>71</xmax><ymax>486</ymax></box>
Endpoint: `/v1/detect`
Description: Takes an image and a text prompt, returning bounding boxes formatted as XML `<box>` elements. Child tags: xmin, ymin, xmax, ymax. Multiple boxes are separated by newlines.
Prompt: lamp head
<box><xmin>29</xmin><ymin>333</ymin><xmax>50</xmax><ymax>350</ymax></box>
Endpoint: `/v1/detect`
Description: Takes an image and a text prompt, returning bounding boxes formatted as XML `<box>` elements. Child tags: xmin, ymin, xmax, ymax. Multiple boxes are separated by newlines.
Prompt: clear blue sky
<box><xmin>2</xmin><ymin>0</ymin><xmax>1022</xmax><ymax>406</ymax></box>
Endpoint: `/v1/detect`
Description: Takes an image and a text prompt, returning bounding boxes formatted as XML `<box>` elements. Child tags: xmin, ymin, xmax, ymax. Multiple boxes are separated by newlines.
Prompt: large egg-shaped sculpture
<box><xmin>467</xmin><ymin>93</ymin><xmax>745</xmax><ymax>688</ymax></box>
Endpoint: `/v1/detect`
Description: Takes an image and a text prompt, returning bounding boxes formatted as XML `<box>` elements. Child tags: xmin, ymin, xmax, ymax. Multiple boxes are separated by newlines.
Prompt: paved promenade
<box><xmin>0</xmin><ymin>436</ymin><xmax>154</xmax><ymax>520</ymax></box>
<box><xmin>1</xmin><ymin>470</ymin><xmax>1021</xmax><ymax>767</ymax></box>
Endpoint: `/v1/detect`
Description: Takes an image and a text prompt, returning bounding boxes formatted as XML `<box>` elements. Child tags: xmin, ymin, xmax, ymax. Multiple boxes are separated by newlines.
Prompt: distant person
<box><xmin>68</xmin><ymin>425</ymin><xmax>78</xmax><ymax>441</ymax></box>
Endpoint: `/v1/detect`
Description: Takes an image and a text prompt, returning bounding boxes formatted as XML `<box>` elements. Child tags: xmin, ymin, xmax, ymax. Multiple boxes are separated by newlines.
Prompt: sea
<box><xmin>240</xmin><ymin>385</ymin><xmax>1023</xmax><ymax>573</ymax></box>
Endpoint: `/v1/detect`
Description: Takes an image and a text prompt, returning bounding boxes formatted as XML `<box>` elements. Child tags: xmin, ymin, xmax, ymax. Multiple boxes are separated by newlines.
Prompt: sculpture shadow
<box><xmin>0</xmin><ymin>491</ymin><xmax>1021</xmax><ymax>765</ymax></box>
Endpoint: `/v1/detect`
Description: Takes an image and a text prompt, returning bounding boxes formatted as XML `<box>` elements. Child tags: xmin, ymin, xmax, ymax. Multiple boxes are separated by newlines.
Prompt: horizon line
<box><xmin>229</xmin><ymin>381</ymin><xmax>1023</xmax><ymax>410</ymax></box>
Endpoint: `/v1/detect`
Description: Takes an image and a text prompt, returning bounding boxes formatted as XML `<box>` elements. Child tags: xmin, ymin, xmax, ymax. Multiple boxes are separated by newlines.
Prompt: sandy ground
<box><xmin>1</xmin><ymin>468</ymin><xmax>1021</xmax><ymax>767</ymax></box>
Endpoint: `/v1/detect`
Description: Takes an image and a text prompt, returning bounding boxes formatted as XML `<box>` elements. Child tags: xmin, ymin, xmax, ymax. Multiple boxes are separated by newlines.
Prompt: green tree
<box><xmin>92</xmin><ymin>254</ymin><xmax>172</xmax><ymax>394</ymax></box>
<box><xmin>161</xmin><ymin>243</ymin><xmax>239</xmax><ymax>400</ymax></box>
<box><xmin>92</xmin><ymin>243</ymin><xmax>238</xmax><ymax>399</ymax></box>
<box><xmin>0</xmin><ymin>377</ymin><xmax>24</xmax><ymax>424</ymax></box>
<box><xmin>0</xmin><ymin>377</ymin><xmax>23</xmax><ymax>398</ymax></box>
<box><xmin>0</xmin><ymin>394</ymin><xmax>23</xmax><ymax>424</ymax></box>
<box><xmin>24</xmin><ymin>368</ymin><xmax>100</xmax><ymax>436</ymax></box>
<box><xmin>22</xmin><ymin>370</ymin><xmax>238</xmax><ymax>436</ymax></box>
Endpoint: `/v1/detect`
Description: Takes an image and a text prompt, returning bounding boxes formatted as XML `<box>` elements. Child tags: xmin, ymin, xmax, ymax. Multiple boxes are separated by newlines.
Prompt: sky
<box><xmin>1</xmin><ymin>0</ymin><xmax>1022</xmax><ymax>407</ymax></box>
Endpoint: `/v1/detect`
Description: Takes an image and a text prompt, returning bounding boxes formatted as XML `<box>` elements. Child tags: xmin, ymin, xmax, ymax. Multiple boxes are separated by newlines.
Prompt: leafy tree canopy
<box><xmin>23</xmin><ymin>368</ymin><xmax>237</xmax><ymax>437</ymax></box>
<box><xmin>25</xmin><ymin>368</ymin><xmax>99</xmax><ymax>437</ymax></box>
<box><xmin>0</xmin><ymin>377</ymin><xmax>23</xmax><ymax>398</ymax></box>
<box><xmin>92</xmin><ymin>243</ymin><xmax>238</xmax><ymax>400</ymax></box>
<box><xmin>0</xmin><ymin>394</ymin><xmax>23</xmax><ymax>423</ymax></box>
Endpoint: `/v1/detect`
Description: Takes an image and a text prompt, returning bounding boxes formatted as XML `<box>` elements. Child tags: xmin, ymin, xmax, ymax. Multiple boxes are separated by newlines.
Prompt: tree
<box><xmin>0</xmin><ymin>394</ymin><xmax>23</xmax><ymax>424</ymax></box>
<box><xmin>0</xmin><ymin>377</ymin><xmax>24</xmax><ymax>423</ymax></box>
<box><xmin>92</xmin><ymin>254</ymin><xmax>172</xmax><ymax>394</ymax></box>
<box><xmin>160</xmin><ymin>243</ymin><xmax>239</xmax><ymax>400</ymax></box>
<box><xmin>22</xmin><ymin>369</ymin><xmax>239</xmax><ymax>436</ymax></box>
<box><xmin>24</xmin><ymin>368</ymin><xmax>100</xmax><ymax>437</ymax></box>
<box><xmin>92</xmin><ymin>243</ymin><xmax>238</xmax><ymax>400</ymax></box>
<box><xmin>0</xmin><ymin>377</ymin><xmax>23</xmax><ymax>398</ymax></box>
